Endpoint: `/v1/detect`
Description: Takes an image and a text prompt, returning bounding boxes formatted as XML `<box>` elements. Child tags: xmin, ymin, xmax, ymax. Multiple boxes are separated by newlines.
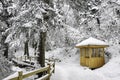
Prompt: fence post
<box><xmin>47</xmin><ymin>64</ymin><xmax>51</xmax><ymax>80</ymax></box>
<box><xmin>18</xmin><ymin>71</ymin><xmax>23</xmax><ymax>80</ymax></box>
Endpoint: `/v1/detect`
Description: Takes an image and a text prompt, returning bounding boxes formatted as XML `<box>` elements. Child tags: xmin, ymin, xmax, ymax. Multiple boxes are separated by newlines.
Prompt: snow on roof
<box><xmin>76</xmin><ymin>37</ymin><xmax>108</xmax><ymax>47</ymax></box>
<box><xmin>91</xmin><ymin>6</ymin><xmax>99</xmax><ymax>10</ymax></box>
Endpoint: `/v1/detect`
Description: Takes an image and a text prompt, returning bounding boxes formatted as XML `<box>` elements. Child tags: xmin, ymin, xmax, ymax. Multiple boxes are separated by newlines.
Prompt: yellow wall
<box><xmin>80</xmin><ymin>47</ymin><xmax>105</xmax><ymax>68</ymax></box>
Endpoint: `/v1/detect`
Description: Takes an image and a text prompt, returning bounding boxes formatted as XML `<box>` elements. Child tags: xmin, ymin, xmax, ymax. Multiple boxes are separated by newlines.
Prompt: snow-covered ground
<box><xmin>4</xmin><ymin>45</ymin><xmax>120</xmax><ymax>80</ymax></box>
<box><xmin>46</xmin><ymin>47</ymin><xmax>120</xmax><ymax>80</ymax></box>
<box><xmin>50</xmin><ymin>57</ymin><xmax>120</xmax><ymax>80</ymax></box>
<box><xmin>51</xmin><ymin>63</ymin><xmax>110</xmax><ymax>80</ymax></box>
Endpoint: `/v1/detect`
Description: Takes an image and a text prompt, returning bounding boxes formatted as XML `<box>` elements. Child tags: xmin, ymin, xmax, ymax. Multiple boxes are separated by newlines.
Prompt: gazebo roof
<box><xmin>76</xmin><ymin>37</ymin><xmax>108</xmax><ymax>47</ymax></box>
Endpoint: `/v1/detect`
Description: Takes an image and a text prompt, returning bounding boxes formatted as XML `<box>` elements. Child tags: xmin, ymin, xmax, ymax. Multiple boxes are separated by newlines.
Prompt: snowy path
<box><xmin>51</xmin><ymin>63</ymin><xmax>111</xmax><ymax>80</ymax></box>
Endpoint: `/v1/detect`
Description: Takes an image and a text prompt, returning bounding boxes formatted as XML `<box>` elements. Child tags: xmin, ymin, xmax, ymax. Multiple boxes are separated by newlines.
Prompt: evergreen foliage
<box><xmin>1</xmin><ymin>0</ymin><xmax>120</xmax><ymax>79</ymax></box>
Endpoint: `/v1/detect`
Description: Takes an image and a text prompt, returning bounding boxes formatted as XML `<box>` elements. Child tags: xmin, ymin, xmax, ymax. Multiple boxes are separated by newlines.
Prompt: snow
<box><xmin>4</xmin><ymin>45</ymin><xmax>120</xmax><ymax>80</ymax></box>
<box><xmin>2</xmin><ymin>0</ymin><xmax>120</xmax><ymax>80</ymax></box>
<box><xmin>106</xmin><ymin>44</ymin><xmax>120</xmax><ymax>58</ymax></box>
<box><xmin>14</xmin><ymin>47</ymin><xmax>35</xmax><ymax>58</ymax></box>
<box><xmin>110</xmin><ymin>0</ymin><xmax>120</xmax><ymax>4</ymax></box>
<box><xmin>51</xmin><ymin>63</ymin><xmax>110</xmax><ymax>80</ymax></box>
<box><xmin>48</xmin><ymin>47</ymin><xmax>120</xmax><ymax>80</ymax></box>
<box><xmin>94</xmin><ymin>56</ymin><xmax>120</xmax><ymax>80</ymax></box>
<box><xmin>76</xmin><ymin>37</ymin><xmax>108</xmax><ymax>47</ymax></box>
<box><xmin>46</xmin><ymin>47</ymin><xmax>79</xmax><ymax>63</ymax></box>
<box><xmin>91</xmin><ymin>6</ymin><xmax>99</xmax><ymax>10</ymax></box>
<box><xmin>3</xmin><ymin>66</ymin><xmax>23</xmax><ymax>80</ymax></box>
<box><xmin>35</xmin><ymin>13</ymin><xmax>43</xmax><ymax>19</ymax></box>
<box><xmin>23</xmin><ymin>22</ymin><xmax>32</xmax><ymax>28</ymax></box>
<box><xmin>12</xmin><ymin>58</ymin><xmax>34</xmax><ymax>67</ymax></box>
<box><xmin>35</xmin><ymin>11</ymin><xmax>43</xmax><ymax>19</ymax></box>
<box><xmin>3</xmin><ymin>72</ymin><xmax>18</xmax><ymax>80</ymax></box>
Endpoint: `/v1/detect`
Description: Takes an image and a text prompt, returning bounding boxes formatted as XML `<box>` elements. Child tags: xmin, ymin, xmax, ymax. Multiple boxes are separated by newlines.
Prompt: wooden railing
<box><xmin>9</xmin><ymin>60</ymin><xmax>55</xmax><ymax>80</ymax></box>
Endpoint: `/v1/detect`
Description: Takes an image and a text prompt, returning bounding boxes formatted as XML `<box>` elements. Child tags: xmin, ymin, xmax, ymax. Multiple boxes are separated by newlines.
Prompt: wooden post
<box><xmin>47</xmin><ymin>64</ymin><xmax>51</xmax><ymax>80</ymax></box>
<box><xmin>18</xmin><ymin>71</ymin><xmax>23</xmax><ymax>80</ymax></box>
<box><xmin>102</xmin><ymin>48</ymin><xmax>105</xmax><ymax>64</ymax></box>
<box><xmin>80</xmin><ymin>48</ymin><xmax>82</xmax><ymax>65</ymax></box>
<box><xmin>102</xmin><ymin>48</ymin><xmax>105</xmax><ymax>57</ymax></box>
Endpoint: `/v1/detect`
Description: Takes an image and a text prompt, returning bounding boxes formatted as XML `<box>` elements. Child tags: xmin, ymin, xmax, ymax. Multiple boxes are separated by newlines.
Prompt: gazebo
<box><xmin>76</xmin><ymin>37</ymin><xmax>109</xmax><ymax>68</ymax></box>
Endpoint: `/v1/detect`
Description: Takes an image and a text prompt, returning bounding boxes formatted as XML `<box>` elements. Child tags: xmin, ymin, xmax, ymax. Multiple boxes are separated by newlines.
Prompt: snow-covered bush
<box><xmin>0</xmin><ymin>51</ymin><xmax>12</xmax><ymax>80</ymax></box>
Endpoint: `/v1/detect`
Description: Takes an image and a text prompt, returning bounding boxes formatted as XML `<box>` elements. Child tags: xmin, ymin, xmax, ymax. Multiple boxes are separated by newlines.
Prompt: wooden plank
<box><xmin>23</xmin><ymin>66</ymin><xmax>49</xmax><ymax>79</ymax></box>
<box><xmin>89</xmin><ymin>48</ymin><xmax>92</xmax><ymax>67</ymax></box>
<box><xmin>47</xmin><ymin>64</ymin><xmax>50</xmax><ymax>80</ymax></box>
<box><xmin>50</xmin><ymin>68</ymin><xmax>54</xmax><ymax>74</ymax></box>
<box><xmin>80</xmin><ymin>48</ymin><xmax>82</xmax><ymax>65</ymax></box>
<box><xmin>77</xmin><ymin>45</ymin><xmax>109</xmax><ymax>48</ymax></box>
<box><xmin>36</xmin><ymin>74</ymin><xmax>49</xmax><ymax>80</ymax></box>
<box><xmin>10</xmin><ymin>77</ymin><xmax>19</xmax><ymax>80</ymax></box>
<box><xmin>102</xmin><ymin>48</ymin><xmax>105</xmax><ymax>64</ymax></box>
<box><xmin>10</xmin><ymin>66</ymin><xmax>49</xmax><ymax>80</ymax></box>
<box><xmin>18</xmin><ymin>71</ymin><xmax>23</xmax><ymax>80</ymax></box>
<box><xmin>89</xmin><ymin>57</ymin><xmax>104</xmax><ymax>68</ymax></box>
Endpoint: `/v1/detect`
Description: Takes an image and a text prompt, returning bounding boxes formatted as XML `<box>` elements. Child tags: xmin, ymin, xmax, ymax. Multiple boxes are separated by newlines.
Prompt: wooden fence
<box><xmin>9</xmin><ymin>61</ymin><xmax>55</xmax><ymax>80</ymax></box>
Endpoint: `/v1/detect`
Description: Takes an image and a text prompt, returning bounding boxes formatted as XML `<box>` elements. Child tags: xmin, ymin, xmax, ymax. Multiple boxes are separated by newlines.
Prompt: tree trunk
<box><xmin>24</xmin><ymin>40</ymin><xmax>29</xmax><ymax>57</ymax></box>
<box><xmin>3</xmin><ymin>43</ymin><xmax>8</xmax><ymax>58</ymax></box>
<box><xmin>34</xmin><ymin>42</ymin><xmax>37</xmax><ymax>55</ymax></box>
<box><xmin>1</xmin><ymin>34</ymin><xmax>9</xmax><ymax>58</ymax></box>
<box><xmin>37</xmin><ymin>31</ymin><xmax>46</xmax><ymax>78</ymax></box>
<box><xmin>38</xmin><ymin>32</ymin><xmax>46</xmax><ymax>67</ymax></box>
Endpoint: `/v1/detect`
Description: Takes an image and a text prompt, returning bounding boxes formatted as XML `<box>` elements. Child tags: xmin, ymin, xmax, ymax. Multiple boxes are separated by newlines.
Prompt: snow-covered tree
<box><xmin>5</xmin><ymin>0</ymin><xmax>65</xmax><ymax>69</ymax></box>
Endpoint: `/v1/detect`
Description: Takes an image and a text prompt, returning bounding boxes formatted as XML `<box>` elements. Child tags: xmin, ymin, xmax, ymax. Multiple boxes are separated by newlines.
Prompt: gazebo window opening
<box><xmin>85</xmin><ymin>48</ymin><xmax>89</xmax><ymax>58</ymax></box>
<box><xmin>92</xmin><ymin>48</ymin><xmax>104</xmax><ymax>57</ymax></box>
<box><xmin>92</xmin><ymin>48</ymin><xmax>97</xmax><ymax>57</ymax></box>
<box><xmin>98</xmin><ymin>48</ymin><xmax>103</xmax><ymax>57</ymax></box>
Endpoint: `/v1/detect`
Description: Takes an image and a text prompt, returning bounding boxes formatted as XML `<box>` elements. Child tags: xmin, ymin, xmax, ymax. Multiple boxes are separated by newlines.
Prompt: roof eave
<box><xmin>76</xmin><ymin>45</ymin><xmax>109</xmax><ymax>48</ymax></box>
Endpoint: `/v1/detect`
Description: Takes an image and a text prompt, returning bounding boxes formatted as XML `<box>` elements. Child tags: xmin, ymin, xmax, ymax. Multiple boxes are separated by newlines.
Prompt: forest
<box><xmin>0</xmin><ymin>0</ymin><xmax>120</xmax><ymax>80</ymax></box>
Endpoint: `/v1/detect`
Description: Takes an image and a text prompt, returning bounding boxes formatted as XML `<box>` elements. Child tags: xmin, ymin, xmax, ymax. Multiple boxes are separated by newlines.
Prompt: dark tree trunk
<box><xmin>24</xmin><ymin>40</ymin><xmax>29</xmax><ymax>57</ymax></box>
<box><xmin>36</xmin><ymin>18</ymin><xmax>46</xmax><ymax>67</ymax></box>
<box><xmin>33</xmin><ymin>42</ymin><xmax>37</xmax><ymax>55</ymax></box>
<box><xmin>38</xmin><ymin>32</ymin><xmax>46</xmax><ymax>67</ymax></box>
<box><xmin>96</xmin><ymin>18</ymin><xmax>100</xmax><ymax>25</ymax></box>
<box><xmin>37</xmin><ymin>32</ymin><xmax>46</xmax><ymax>78</ymax></box>
<box><xmin>3</xmin><ymin>43</ymin><xmax>8</xmax><ymax>58</ymax></box>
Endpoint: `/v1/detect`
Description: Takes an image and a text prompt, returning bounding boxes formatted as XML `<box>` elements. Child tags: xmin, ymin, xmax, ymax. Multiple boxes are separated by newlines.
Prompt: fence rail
<box><xmin>10</xmin><ymin>60</ymin><xmax>55</xmax><ymax>80</ymax></box>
